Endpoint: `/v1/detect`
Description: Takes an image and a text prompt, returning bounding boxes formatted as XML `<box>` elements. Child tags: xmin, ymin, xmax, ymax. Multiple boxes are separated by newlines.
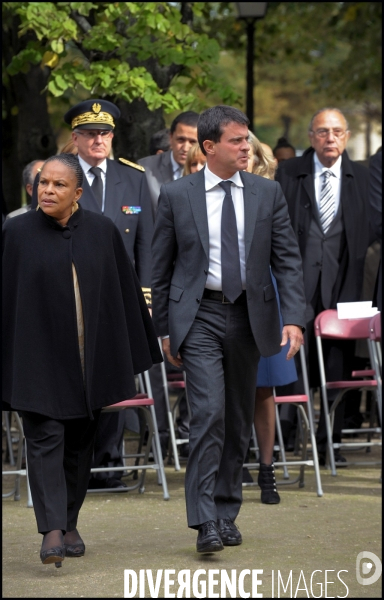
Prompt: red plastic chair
<box><xmin>314</xmin><ymin>310</ymin><xmax>381</xmax><ymax>475</ymax></box>
<box><xmin>88</xmin><ymin>372</ymin><xmax>169</xmax><ymax>500</ymax></box>
<box><xmin>368</xmin><ymin>313</ymin><xmax>382</xmax><ymax>428</ymax></box>
<box><xmin>244</xmin><ymin>345</ymin><xmax>323</xmax><ymax>497</ymax></box>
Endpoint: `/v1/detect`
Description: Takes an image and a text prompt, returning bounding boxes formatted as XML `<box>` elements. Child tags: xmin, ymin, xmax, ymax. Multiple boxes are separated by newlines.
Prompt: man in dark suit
<box><xmin>138</xmin><ymin>111</ymin><xmax>199</xmax><ymax>217</ymax></box>
<box><xmin>139</xmin><ymin>111</ymin><xmax>199</xmax><ymax>453</ymax></box>
<box><xmin>369</xmin><ymin>149</ymin><xmax>382</xmax><ymax>312</ymax></box>
<box><xmin>275</xmin><ymin>107</ymin><xmax>371</xmax><ymax>464</ymax></box>
<box><xmin>64</xmin><ymin>99</ymin><xmax>154</xmax><ymax>489</ymax></box>
<box><xmin>152</xmin><ymin>105</ymin><xmax>306</xmax><ymax>552</ymax></box>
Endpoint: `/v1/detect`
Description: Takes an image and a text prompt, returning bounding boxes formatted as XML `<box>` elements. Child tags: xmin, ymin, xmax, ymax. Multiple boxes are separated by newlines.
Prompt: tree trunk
<box><xmin>112</xmin><ymin>98</ymin><xmax>165</xmax><ymax>162</ymax></box>
<box><xmin>2</xmin><ymin>20</ymin><xmax>56</xmax><ymax>212</ymax></box>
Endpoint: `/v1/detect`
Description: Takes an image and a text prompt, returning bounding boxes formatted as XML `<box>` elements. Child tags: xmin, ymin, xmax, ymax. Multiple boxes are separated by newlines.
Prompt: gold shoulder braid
<box><xmin>119</xmin><ymin>158</ymin><xmax>145</xmax><ymax>172</ymax></box>
<box><xmin>141</xmin><ymin>287</ymin><xmax>152</xmax><ymax>306</ymax></box>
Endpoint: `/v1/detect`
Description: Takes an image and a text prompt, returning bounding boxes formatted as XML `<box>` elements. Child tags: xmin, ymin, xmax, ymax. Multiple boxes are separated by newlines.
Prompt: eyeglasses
<box><xmin>76</xmin><ymin>130</ymin><xmax>112</xmax><ymax>140</ymax></box>
<box><xmin>310</xmin><ymin>128</ymin><xmax>348</xmax><ymax>138</ymax></box>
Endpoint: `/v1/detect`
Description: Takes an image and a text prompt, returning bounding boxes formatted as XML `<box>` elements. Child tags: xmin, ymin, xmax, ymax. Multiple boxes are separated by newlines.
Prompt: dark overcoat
<box><xmin>2</xmin><ymin>206</ymin><xmax>162</xmax><ymax>419</ymax></box>
<box><xmin>275</xmin><ymin>147</ymin><xmax>370</xmax><ymax>306</ymax></box>
<box><xmin>31</xmin><ymin>158</ymin><xmax>153</xmax><ymax>291</ymax></box>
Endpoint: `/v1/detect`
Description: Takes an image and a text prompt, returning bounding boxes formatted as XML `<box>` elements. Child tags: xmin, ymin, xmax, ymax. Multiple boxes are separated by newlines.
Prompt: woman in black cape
<box><xmin>2</xmin><ymin>154</ymin><xmax>162</xmax><ymax>567</ymax></box>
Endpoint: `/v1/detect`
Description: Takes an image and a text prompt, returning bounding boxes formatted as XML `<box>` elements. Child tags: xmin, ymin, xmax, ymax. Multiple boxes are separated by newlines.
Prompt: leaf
<box><xmin>51</xmin><ymin>39</ymin><xmax>64</xmax><ymax>54</ymax></box>
<box><xmin>48</xmin><ymin>79</ymin><xmax>63</xmax><ymax>97</ymax></box>
<box><xmin>54</xmin><ymin>74</ymin><xmax>68</xmax><ymax>90</ymax></box>
<box><xmin>41</xmin><ymin>51</ymin><xmax>59</xmax><ymax>68</ymax></box>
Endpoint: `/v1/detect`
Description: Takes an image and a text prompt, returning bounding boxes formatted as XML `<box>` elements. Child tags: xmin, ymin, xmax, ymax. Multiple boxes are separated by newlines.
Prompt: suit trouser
<box><xmin>179</xmin><ymin>298</ymin><xmax>260</xmax><ymax>529</ymax></box>
<box><xmin>20</xmin><ymin>410</ymin><xmax>100</xmax><ymax>533</ymax></box>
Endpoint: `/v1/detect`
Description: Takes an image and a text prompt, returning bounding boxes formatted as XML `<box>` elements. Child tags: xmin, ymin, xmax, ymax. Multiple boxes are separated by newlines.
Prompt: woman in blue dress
<box><xmin>246</xmin><ymin>134</ymin><xmax>298</xmax><ymax>504</ymax></box>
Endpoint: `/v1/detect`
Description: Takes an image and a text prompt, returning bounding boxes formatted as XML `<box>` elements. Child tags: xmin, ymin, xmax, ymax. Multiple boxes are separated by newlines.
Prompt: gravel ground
<box><xmin>2</xmin><ymin>445</ymin><xmax>382</xmax><ymax>598</ymax></box>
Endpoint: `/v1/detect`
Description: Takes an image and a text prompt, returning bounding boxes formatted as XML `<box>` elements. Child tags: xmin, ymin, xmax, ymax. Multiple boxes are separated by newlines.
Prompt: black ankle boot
<box><xmin>258</xmin><ymin>463</ymin><xmax>280</xmax><ymax>504</ymax></box>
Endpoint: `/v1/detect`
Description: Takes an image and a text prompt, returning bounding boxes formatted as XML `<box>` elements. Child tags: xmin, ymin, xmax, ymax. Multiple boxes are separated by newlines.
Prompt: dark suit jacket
<box><xmin>369</xmin><ymin>150</ymin><xmax>382</xmax><ymax>310</ymax></box>
<box><xmin>151</xmin><ymin>168</ymin><xmax>306</xmax><ymax>357</ymax></box>
<box><xmin>138</xmin><ymin>150</ymin><xmax>174</xmax><ymax>217</ymax></box>
<box><xmin>275</xmin><ymin>148</ymin><xmax>370</xmax><ymax>307</ymax></box>
<box><xmin>78</xmin><ymin>158</ymin><xmax>153</xmax><ymax>292</ymax></box>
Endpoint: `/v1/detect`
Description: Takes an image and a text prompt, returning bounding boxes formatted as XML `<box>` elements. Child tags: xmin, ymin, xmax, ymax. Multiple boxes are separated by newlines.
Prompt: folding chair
<box><xmin>244</xmin><ymin>345</ymin><xmax>323</xmax><ymax>497</ymax></box>
<box><xmin>2</xmin><ymin>412</ymin><xmax>33</xmax><ymax>507</ymax></box>
<box><xmin>368</xmin><ymin>313</ymin><xmax>382</xmax><ymax>426</ymax></box>
<box><xmin>88</xmin><ymin>370</ymin><xmax>169</xmax><ymax>500</ymax></box>
<box><xmin>314</xmin><ymin>310</ymin><xmax>381</xmax><ymax>475</ymax></box>
<box><xmin>157</xmin><ymin>339</ymin><xmax>191</xmax><ymax>470</ymax></box>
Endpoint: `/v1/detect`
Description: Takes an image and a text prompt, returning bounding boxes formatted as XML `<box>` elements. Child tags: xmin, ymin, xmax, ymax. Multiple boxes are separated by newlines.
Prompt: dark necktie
<box><xmin>219</xmin><ymin>180</ymin><xmax>243</xmax><ymax>303</ymax></box>
<box><xmin>319</xmin><ymin>170</ymin><xmax>335</xmax><ymax>233</ymax></box>
<box><xmin>89</xmin><ymin>167</ymin><xmax>103</xmax><ymax>211</ymax></box>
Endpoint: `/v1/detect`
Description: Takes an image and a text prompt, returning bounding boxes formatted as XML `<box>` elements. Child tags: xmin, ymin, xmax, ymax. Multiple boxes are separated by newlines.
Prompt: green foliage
<box><xmin>2</xmin><ymin>1</ymin><xmax>241</xmax><ymax>112</ymax></box>
<box><xmin>191</xmin><ymin>2</ymin><xmax>381</xmax><ymax>144</ymax></box>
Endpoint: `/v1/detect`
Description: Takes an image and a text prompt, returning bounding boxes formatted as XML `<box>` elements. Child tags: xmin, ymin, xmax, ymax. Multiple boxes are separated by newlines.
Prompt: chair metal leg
<box><xmin>158</xmin><ymin>340</ymin><xmax>181</xmax><ymax>471</ymax></box>
<box><xmin>275</xmin><ymin>401</ymin><xmax>290</xmax><ymax>479</ymax></box>
<box><xmin>297</xmin><ymin>405</ymin><xmax>309</xmax><ymax>487</ymax></box>
<box><xmin>3</xmin><ymin>412</ymin><xmax>15</xmax><ymax>466</ymax></box>
<box><xmin>144</xmin><ymin>371</ymin><xmax>169</xmax><ymax>500</ymax></box>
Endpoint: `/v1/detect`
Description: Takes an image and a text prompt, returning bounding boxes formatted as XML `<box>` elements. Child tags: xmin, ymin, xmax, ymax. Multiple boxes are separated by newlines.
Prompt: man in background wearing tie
<box><xmin>138</xmin><ymin>110</ymin><xmax>199</xmax><ymax>456</ymax></box>
<box><xmin>64</xmin><ymin>99</ymin><xmax>153</xmax><ymax>489</ymax></box>
<box><xmin>152</xmin><ymin>105</ymin><xmax>305</xmax><ymax>552</ymax></box>
<box><xmin>138</xmin><ymin>111</ymin><xmax>199</xmax><ymax>217</ymax></box>
<box><xmin>275</xmin><ymin>108</ymin><xmax>371</xmax><ymax>464</ymax></box>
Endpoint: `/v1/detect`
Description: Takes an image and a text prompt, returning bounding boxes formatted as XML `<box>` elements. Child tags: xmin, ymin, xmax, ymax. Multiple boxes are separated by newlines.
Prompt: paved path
<box><xmin>2</xmin><ymin>450</ymin><xmax>382</xmax><ymax>598</ymax></box>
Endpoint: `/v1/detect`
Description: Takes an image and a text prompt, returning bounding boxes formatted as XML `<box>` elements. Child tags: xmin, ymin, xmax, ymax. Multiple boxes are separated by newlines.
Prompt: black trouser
<box><xmin>21</xmin><ymin>410</ymin><xmax>100</xmax><ymax>533</ymax></box>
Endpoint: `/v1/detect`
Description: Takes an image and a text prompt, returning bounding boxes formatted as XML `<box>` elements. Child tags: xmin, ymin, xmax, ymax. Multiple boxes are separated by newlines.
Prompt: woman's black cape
<box><xmin>2</xmin><ymin>206</ymin><xmax>162</xmax><ymax>419</ymax></box>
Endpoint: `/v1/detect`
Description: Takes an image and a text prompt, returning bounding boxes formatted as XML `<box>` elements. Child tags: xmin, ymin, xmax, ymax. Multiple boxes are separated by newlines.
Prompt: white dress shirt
<box><xmin>78</xmin><ymin>156</ymin><xmax>107</xmax><ymax>212</ymax></box>
<box><xmin>170</xmin><ymin>152</ymin><xmax>183</xmax><ymax>180</ymax></box>
<box><xmin>313</xmin><ymin>153</ymin><xmax>342</xmax><ymax>218</ymax></box>
<box><xmin>204</xmin><ymin>164</ymin><xmax>246</xmax><ymax>291</ymax></box>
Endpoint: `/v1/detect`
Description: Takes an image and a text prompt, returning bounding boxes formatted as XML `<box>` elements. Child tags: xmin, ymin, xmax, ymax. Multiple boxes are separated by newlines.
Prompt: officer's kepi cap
<box><xmin>64</xmin><ymin>99</ymin><xmax>121</xmax><ymax>131</ymax></box>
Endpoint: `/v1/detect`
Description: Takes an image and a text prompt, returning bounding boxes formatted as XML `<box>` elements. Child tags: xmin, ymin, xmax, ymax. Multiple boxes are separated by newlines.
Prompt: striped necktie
<box><xmin>319</xmin><ymin>170</ymin><xmax>335</xmax><ymax>233</ymax></box>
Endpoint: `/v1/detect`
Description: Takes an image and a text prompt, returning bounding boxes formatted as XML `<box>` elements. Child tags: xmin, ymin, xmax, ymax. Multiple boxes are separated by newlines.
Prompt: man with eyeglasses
<box><xmin>64</xmin><ymin>99</ymin><xmax>154</xmax><ymax>490</ymax></box>
<box><xmin>275</xmin><ymin>107</ymin><xmax>371</xmax><ymax>466</ymax></box>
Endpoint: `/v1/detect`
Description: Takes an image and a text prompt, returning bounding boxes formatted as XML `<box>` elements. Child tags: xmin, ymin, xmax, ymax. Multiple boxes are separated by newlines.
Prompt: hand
<box><xmin>280</xmin><ymin>325</ymin><xmax>303</xmax><ymax>360</ymax></box>
<box><xmin>162</xmin><ymin>337</ymin><xmax>183</xmax><ymax>368</ymax></box>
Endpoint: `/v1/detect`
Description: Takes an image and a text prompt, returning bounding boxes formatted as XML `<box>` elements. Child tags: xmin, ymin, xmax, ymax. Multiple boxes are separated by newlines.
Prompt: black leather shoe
<box><xmin>258</xmin><ymin>463</ymin><xmax>280</xmax><ymax>504</ymax></box>
<box><xmin>88</xmin><ymin>477</ymin><xmax>127</xmax><ymax>490</ymax></box>
<box><xmin>64</xmin><ymin>529</ymin><xmax>85</xmax><ymax>558</ymax></box>
<box><xmin>40</xmin><ymin>532</ymin><xmax>65</xmax><ymax>568</ymax></box>
<box><xmin>217</xmin><ymin>519</ymin><xmax>242</xmax><ymax>546</ymax></box>
<box><xmin>318</xmin><ymin>451</ymin><xmax>347</xmax><ymax>468</ymax></box>
<box><xmin>196</xmin><ymin>521</ymin><xmax>224</xmax><ymax>553</ymax></box>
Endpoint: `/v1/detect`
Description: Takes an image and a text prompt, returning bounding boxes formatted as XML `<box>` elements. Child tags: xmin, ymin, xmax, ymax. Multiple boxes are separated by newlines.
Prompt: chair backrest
<box><xmin>369</xmin><ymin>312</ymin><xmax>381</xmax><ymax>342</ymax></box>
<box><xmin>314</xmin><ymin>309</ymin><xmax>372</xmax><ymax>340</ymax></box>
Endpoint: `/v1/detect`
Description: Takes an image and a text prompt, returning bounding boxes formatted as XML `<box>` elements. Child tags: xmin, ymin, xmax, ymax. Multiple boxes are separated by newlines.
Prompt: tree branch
<box><xmin>70</xmin><ymin>10</ymin><xmax>92</xmax><ymax>33</ymax></box>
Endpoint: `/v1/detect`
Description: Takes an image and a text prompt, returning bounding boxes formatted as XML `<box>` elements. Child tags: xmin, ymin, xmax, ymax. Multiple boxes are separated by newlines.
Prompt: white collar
<box><xmin>204</xmin><ymin>163</ymin><xmax>244</xmax><ymax>191</ymax></box>
<box><xmin>78</xmin><ymin>155</ymin><xmax>107</xmax><ymax>174</ymax></box>
<box><xmin>313</xmin><ymin>152</ymin><xmax>342</xmax><ymax>179</ymax></box>
<box><xmin>170</xmin><ymin>151</ymin><xmax>182</xmax><ymax>175</ymax></box>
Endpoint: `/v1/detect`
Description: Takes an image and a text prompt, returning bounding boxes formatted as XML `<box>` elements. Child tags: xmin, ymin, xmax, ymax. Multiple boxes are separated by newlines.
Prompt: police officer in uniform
<box><xmin>64</xmin><ymin>99</ymin><xmax>153</xmax><ymax>488</ymax></box>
